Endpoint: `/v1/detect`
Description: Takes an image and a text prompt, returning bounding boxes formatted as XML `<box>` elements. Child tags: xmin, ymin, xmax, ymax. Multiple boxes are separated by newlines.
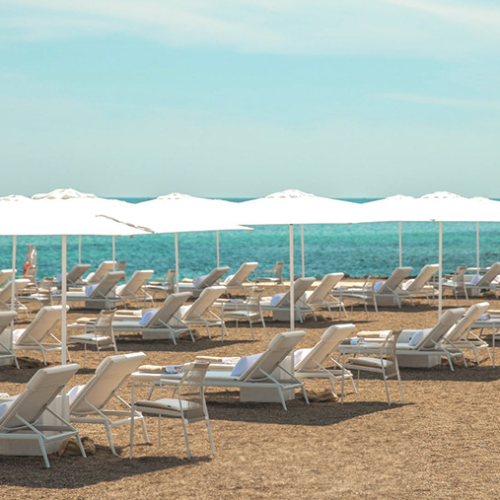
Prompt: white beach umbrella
<box><xmin>99</xmin><ymin>193</ymin><xmax>250</xmax><ymax>292</ymax></box>
<box><xmin>361</xmin><ymin>191</ymin><xmax>500</xmax><ymax>317</ymax></box>
<box><xmin>0</xmin><ymin>200</ymin><xmax>151</xmax><ymax>412</ymax></box>
<box><xmin>237</xmin><ymin>189</ymin><xmax>364</xmax><ymax>330</ymax></box>
<box><xmin>31</xmin><ymin>188</ymin><xmax>133</xmax><ymax>265</ymax></box>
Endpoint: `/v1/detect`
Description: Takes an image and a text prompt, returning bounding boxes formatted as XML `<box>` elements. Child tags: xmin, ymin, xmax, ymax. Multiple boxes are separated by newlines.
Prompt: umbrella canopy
<box><xmin>32</xmin><ymin>188</ymin><xmax>97</xmax><ymax>200</ymax></box>
<box><xmin>237</xmin><ymin>189</ymin><xmax>363</xmax><ymax>225</ymax></box>
<box><xmin>99</xmin><ymin>192</ymin><xmax>250</xmax><ymax>291</ymax></box>
<box><xmin>236</xmin><ymin>190</ymin><xmax>364</xmax><ymax>330</ymax></box>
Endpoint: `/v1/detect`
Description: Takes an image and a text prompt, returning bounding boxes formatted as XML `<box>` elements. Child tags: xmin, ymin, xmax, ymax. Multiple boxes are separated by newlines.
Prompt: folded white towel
<box><xmin>479</xmin><ymin>313</ymin><xmax>491</xmax><ymax>321</ymax></box>
<box><xmin>139</xmin><ymin>308</ymin><xmax>159</xmax><ymax>326</ymax></box>
<box><xmin>408</xmin><ymin>330</ymin><xmax>424</xmax><ymax>347</ymax></box>
<box><xmin>270</xmin><ymin>293</ymin><xmax>286</xmax><ymax>306</ymax></box>
<box><xmin>294</xmin><ymin>348</ymin><xmax>312</xmax><ymax>366</ymax></box>
<box><xmin>0</xmin><ymin>396</ymin><xmax>17</xmax><ymax>418</ymax></box>
<box><xmin>165</xmin><ymin>365</ymin><xmax>185</xmax><ymax>374</ymax></box>
<box><xmin>68</xmin><ymin>385</ymin><xmax>85</xmax><ymax>405</ymax></box>
<box><xmin>231</xmin><ymin>353</ymin><xmax>263</xmax><ymax>377</ymax></box>
<box><xmin>373</xmin><ymin>281</ymin><xmax>385</xmax><ymax>292</ymax></box>
<box><xmin>350</xmin><ymin>337</ymin><xmax>363</xmax><ymax>345</ymax></box>
<box><xmin>193</xmin><ymin>275</ymin><xmax>208</xmax><ymax>287</ymax></box>
<box><xmin>470</xmin><ymin>275</ymin><xmax>481</xmax><ymax>285</ymax></box>
<box><xmin>85</xmin><ymin>284</ymin><xmax>99</xmax><ymax>297</ymax></box>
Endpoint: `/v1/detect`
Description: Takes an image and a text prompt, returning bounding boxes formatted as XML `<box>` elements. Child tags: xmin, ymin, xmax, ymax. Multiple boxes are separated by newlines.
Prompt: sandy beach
<box><xmin>1</xmin><ymin>291</ymin><xmax>499</xmax><ymax>500</ymax></box>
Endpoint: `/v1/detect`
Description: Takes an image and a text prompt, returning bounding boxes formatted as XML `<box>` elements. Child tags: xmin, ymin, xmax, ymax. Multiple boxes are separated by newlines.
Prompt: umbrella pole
<box><xmin>175</xmin><ymin>232</ymin><xmax>179</xmax><ymax>293</ymax></box>
<box><xmin>112</xmin><ymin>235</ymin><xmax>116</xmax><ymax>270</ymax></box>
<box><xmin>78</xmin><ymin>235</ymin><xmax>82</xmax><ymax>264</ymax></box>
<box><xmin>10</xmin><ymin>236</ymin><xmax>16</xmax><ymax>356</ymax></box>
<box><xmin>399</xmin><ymin>221</ymin><xmax>402</xmax><ymax>267</ymax></box>
<box><xmin>216</xmin><ymin>230</ymin><xmax>220</xmax><ymax>267</ymax></box>
<box><xmin>476</xmin><ymin>221</ymin><xmax>480</xmax><ymax>273</ymax></box>
<box><xmin>438</xmin><ymin>222</ymin><xmax>443</xmax><ymax>319</ymax></box>
<box><xmin>301</xmin><ymin>224</ymin><xmax>305</xmax><ymax>277</ymax></box>
<box><xmin>61</xmin><ymin>235</ymin><xmax>68</xmax><ymax>415</ymax></box>
<box><xmin>290</xmin><ymin>224</ymin><xmax>295</xmax><ymax>332</ymax></box>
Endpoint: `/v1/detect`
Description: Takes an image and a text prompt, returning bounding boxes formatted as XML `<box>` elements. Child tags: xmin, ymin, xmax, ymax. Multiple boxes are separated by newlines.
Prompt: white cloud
<box><xmin>1</xmin><ymin>0</ymin><xmax>500</xmax><ymax>57</ymax></box>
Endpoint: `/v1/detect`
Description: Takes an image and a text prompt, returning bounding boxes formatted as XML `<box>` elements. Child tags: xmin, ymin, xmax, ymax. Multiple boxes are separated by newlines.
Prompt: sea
<box><xmin>1</xmin><ymin>198</ymin><xmax>499</xmax><ymax>280</ymax></box>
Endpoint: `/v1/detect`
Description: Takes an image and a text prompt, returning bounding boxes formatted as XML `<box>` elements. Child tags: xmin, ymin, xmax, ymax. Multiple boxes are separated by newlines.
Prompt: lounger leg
<box><xmin>37</xmin><ymin>436</ymin><xmax>50</xmax><ymax>468</ymax></box>
<box><xmin>182</xmin><ymin>419</ymin><xmax>191</xmax><ymax>460</ymax></box>
<box><xmin>262</xmin><ymin>317</ymin><xmax>268</xmax><ymax>339</ymax></box>
<box><xmin>158</xmin><ymin>415</ymin><xmax>162</xmax><ymax>447</ymax></box>
<box><xmin>83</xmin><ymin>344</ymin><xmax>87</xmax><ymax>368</ymax></box>
<box><xmin>341</xmin><ymin>354</ymin><xmax>345</xmax><ymax>404</ymax></box>
<box><xmin>277</xmin><ymin>387</ymin><xmax>287</xmax><ymax>410</ymax></box>
<box><xmin>139</xmin><ymin>416</ymin><xmax>151</xmax><ymax>444</ymax></box>
<box><xmin>397</xmin><ymin>372</ymin><xmax>404</xmax><ymax>402</ymax></box>
<box><xmin>249</xmin><ymin>322</ymin><xmax>255</xmax><ymax>341</ymax></box>
<box><xmin>41</xmin><ymin>350</ymin><xmax>47</xmax><ymax>366</ymax></box>
<box><xmin>383</xmin><ymin>376</ymin><xmax>391</xmax><ymax>406</ymax></box>
<box><xmin>205</xmin><ymin>416</ymin><xmax>215</xmax><ymax>457</ymax></box>
<box><xmin>75</xmin><ymin>433</ymin><xmax>87</xmax><ymax>459</ymax></box>
<box><xmin>105</xmin><ymin>422</ymin><xmax>117</xmax><ymax>456</ymax></box>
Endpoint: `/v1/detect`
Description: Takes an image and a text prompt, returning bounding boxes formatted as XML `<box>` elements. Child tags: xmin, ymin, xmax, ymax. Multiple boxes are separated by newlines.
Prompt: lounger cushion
<box><xmin>347</xmin><ymin>357</ymin><xmax>393</xmax><ymax>368</ymax></box>
<box><xmin>68</xmin><ymin>334</ymin><xmax>114</xmax><ymax>346</ymax></box>
<box><xmin>408</xmin><ymin>330</ymin><xmax>425</xmax><ymax>347</ymax></box>
<box><xmin>231</xmin><ymin>353</ymin><xmax>263</xmax><ymax>377</ymax></box>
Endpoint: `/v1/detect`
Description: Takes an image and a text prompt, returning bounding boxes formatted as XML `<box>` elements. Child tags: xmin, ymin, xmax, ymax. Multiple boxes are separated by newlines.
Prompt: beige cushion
<box><xmin>347</xmin><ymin>357</ymin><xmax>393</xmax><ymax>369</ymax></box>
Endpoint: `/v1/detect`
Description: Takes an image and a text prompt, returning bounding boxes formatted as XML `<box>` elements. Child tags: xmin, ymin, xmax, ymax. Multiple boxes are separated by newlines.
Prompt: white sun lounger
<box><xmin>0</xmin><ymin>270</ymin><xmax>14</xmax><ymax>289</ymax></box>
<box><xmin>134</xmin><ymin>331</ymin><xmax>309</xmax><ymax>410</ymax></box>
<box><xmin>342</xmin><ymin>307</ymin><xmax>466</xmax><ymax>370</ymax></box>
<box><xmin>203</xmin><ymin>324</ymin><xmax>357</xmax><ymax>398</ymax></box>
<box><xmin>256</xmin><ymin>262</ymin><xmax>284</xmax><ymax>284</ymax></box>
<box><xmin>62</xmin><ymin>264</ymin><xmax>92</xmax><ymax>287</ymax></box>
<box><xmin>399</xmin><ymin>264</ymin><xmax>439</xmax><ymax>305</ymax></box>
<box><xmin>12</xmin><ymin>305</ymin><xmax>69</xmax><ymax>365</ymax></box>
<box><xmin>0</xmin><ymin>363</ymin><xmax>85</xmax><ymax>468</ymax></box>
<box><xmin>333</xmin><ymin>267</ymin><xmax>413</xmax><ymax>316</ymax></box>
<box><xmin>57</xmin><ymin>271</ymin><xmax>125</xmax><ymax>310</ymax></box>
<box><xmin>222</xmin><ymin>262</ymin><xmax>258</xmax><ymax>292</ymax></box>
<box><xmin>465</xmin><ymin>262</ymin><xmax>500</xmax><ymax>299</ymax></box>
<box><xmin>70</xmin><ymin>353</ymin><xmax>150</xmax><ymax>456</ymax></box>
<box><xmin>0</xmin><ymin>279</ymin><xmax>31</xmax><ymax>312</ymax></box>
<box><xmin>83</xmin><ymin>261</ymin><xmax>117</xmax><ymax>284</ymax></box>
<box><xmin>0</xmin><ymin>311</ymin><xmax>18</xmax><ymax>368</ymax></box>
<box><xmin>302</xmin><ymin>273</ymin><xmax>347</xmax><ymax>320</ymax></box>
<box><xmin>112</xmin><ymin>292</ymin><xmax>193</xmax><ymax>343</ymax></box>
<box><xmin>443</xmin><ymin>302</ymin><xmax>490</xmax><ymax>365</ymax></box>
<box><xmin>181</xmin><ymin>286</ymin><xmax>227</xmax><ymax>340</ymax></box>
<box><xmin>178</xmin><ymin>267</ymin><xmax>230</xmax><ymax>298</ymax></box>
<box><xmin>115</xmin><ymin>270</ymin><xmax>154</xmax><ymax>307</ymax></box>
<box><xmin>261</xmin><ymin>277</ymin><xmax>316</xmax><ymax>322</ymax></box>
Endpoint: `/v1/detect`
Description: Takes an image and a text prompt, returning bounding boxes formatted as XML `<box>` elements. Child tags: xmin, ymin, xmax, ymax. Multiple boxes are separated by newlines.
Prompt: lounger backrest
<box><xmin>89</xmin><ymin>271</ymin><xmax>125</xmax><ymax>298</ymax></box>
<box><xmin>0</xmin><ymin>364</ymin><xmax>80</xmax><ymax>429</ymax></box>
<box><xmin>70</xmin><ymin>353</ymin><xmax>146</xmax><ymax>413</ymax></box>
<box><xmin>14</xmin><ymin>306</ymin><xmax>64</xmax><ymax>345</ymax></box>
<box><xmin>117</xmin><ymin>270</ymin><xmax>154</xmax><ymax>296</ymax></box>
<box><xmin>477</xmin><ymin>262</ymin><xmax>500</xmax><ymax>286</ymax></box>
<box><xmin>147</xmin><ymin>292</ymin><xmax>191</xmax><ymax>327</ymax></box>
<box><xmin>276</xmin><ymin>277</ymin><xmax>316</xmax><ymax>307</ymax></box>
<box><xmin>0</xmin><ymin>311</ymin><xmax>17</xmax><ymax>333</ymax></box>
<box><xmin>240</xmin><ymin>331</ymin><xmax>306</xmax><ymax>382</ymax></box>
<box><xmin>225</xmin><ymin>262</ymin><xmax>258</xmax><ymax>286</ymax></box>
<box><xmin>274</xmin><ymin>262</ymin><xmax>284</xmax><ymax>282</ymax></box>
<box><xmin>0</xmin><ymin>270</ymin><xmax>14</xmax><ymax>289</ymax></box>
<box><xmin>67</xmin><ymin>264</ymin><xmax>92</xmax><ymax>283</ymax></box>
<box><xmin>295</xmin><ymin>324</ymin><xmax>356</xmax><ymax>371</ymax></box>
<box><xmin>417</xmin><ymin>308</ymin><xmax>465</xmax><ymax>349</ymax></box>
<box><xmin>87</xmin><ymin>261</ymin><xmax>116</xmax><ymax>283</ymax></box>
<box><xmin>0</xmin><ymin>279</ymin><xmax>31</xmax><ymax>302</ymax></box>
<box><xmin>307</xmin><ymin>273</ymin><xmax>344</xmax><ymax>303</ymax></box>
<box><xmin>445</xmin><ymin>302</ymin><xmax>490</xmax><ymax>342</ymax></box>
<box><xmin>405</xmin><ymin>264</ymin><xmax>439</xmax><ymax>291</ymax></box>
<box><xmin>197</xmin><ymin>267</ymin><xmax>230</xmax><ymax>289</ymax></box>
<box><xmin>183</xmin><ymin>286</ymin><xmax>226</xmax><ymax>320</ymax></box>
<box><xmin>378</xmin><ymin>267</ymin><xmax>413</xmax><ymax>294</ymax></box>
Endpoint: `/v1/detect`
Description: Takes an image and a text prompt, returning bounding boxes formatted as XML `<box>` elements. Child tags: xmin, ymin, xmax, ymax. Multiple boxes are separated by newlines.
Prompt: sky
<box><xmin>0</xmin><ymin>0</ymin><xmax>499</xmax><ymax>199</ymax></box>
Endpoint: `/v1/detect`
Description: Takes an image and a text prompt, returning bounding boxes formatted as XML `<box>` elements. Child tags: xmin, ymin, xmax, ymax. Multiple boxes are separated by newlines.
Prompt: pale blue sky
<box><xmin>1</xmin><ymin>0</ymin><xmax>499</xmax><ymax>198</ymax></box>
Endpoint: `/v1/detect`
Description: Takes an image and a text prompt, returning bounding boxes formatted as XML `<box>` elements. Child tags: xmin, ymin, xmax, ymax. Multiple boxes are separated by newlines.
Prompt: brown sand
<box><xmin>1</xmin><ymin>294</ymin><xmax>500</xmax><ymax>499</ymax></box>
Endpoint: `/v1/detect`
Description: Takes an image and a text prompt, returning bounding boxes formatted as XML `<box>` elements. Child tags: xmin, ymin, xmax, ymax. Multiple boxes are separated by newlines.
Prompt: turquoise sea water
<box><xmin>1</xmin><ymin>198</ymin><xmax>499</xmax><ymax>280</ymax></box>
